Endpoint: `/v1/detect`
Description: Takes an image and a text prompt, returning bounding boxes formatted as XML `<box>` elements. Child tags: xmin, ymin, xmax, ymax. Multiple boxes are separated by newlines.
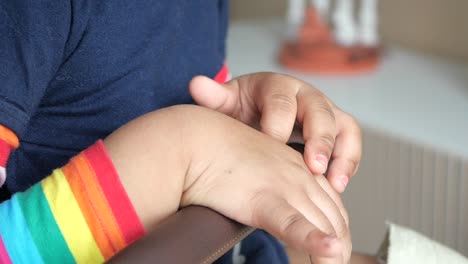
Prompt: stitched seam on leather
<box><xmin>199</xmin><ymin>227</ymin><xmax>254</xmax><ymax>264</ymax></box>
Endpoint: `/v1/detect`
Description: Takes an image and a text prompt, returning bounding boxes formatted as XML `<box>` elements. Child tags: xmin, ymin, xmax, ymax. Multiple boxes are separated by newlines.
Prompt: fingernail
<box><xmin>314</xmin><ymin>154</ymin><xmax>328</xmax><ymax>172</ymax></box>
<box><xmin>338</xmin><ymin>175</ymin><xmax>349</xmax><ymax>188</ymax></box>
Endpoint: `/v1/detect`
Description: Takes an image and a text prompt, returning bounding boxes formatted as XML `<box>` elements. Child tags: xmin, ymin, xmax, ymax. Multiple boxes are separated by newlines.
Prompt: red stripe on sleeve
<box><xmin>0</xmin><ymin>140</ymin><xmax>12</xmax><ymax>167</ymax></box>
<box><xmin>83</xmin><ymin>141</ymin><xmax>146</xmax><ymax>245</ymax></box>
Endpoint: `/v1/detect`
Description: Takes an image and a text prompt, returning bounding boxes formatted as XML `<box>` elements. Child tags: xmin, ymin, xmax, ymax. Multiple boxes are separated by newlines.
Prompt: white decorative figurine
<box><xmin>280</xmin><ymin>0</ymin><xmax>381</xmax><ymax>74</ymax></box>
<box><xmin>286</xmin><ymin>0</ymin><xmax>379</xmax><ymax>47</ymax></box>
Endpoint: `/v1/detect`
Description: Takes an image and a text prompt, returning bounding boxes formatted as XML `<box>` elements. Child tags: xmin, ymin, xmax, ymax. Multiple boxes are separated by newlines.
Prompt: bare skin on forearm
<box><xmin>103</xmin><ymin>105</ymin><xmax>352</xmax><ymax>264</ymax></box>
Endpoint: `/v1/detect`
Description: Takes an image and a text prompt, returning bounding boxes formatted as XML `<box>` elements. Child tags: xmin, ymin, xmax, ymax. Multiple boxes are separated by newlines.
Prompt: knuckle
<box><xmin>267</xmin><ymin>72</ymin><xmax>301</xmax><ymax>89</ymax></box>
<box><xmin>342</xmin><ymin>113</ymin><xmax>362</xmax><ymax>135</ymax></box>
<box><xmin>347</xmin><ymin>157</ymin><xmax>361</xmax><ymax>172</ymax></box>
<box><xmin>342</xmin><ymin>112</ymin><xmax>357</xmax><ymax>124</ymax></box>
<box><xmin>348</xmin><ymin>157</ymin><xmax>361</xmax><ymax>169</ymax></box>
<box><xmin>316</xmin><ymin>214</ymin><xmax>336</xmax><ymax>236</ymax></box>
<box><xmin>317</xmin><ymin>134</ymin><xmax>336</xmax><ymax>152</ymax></box>
<box><xmin>305</xmin><ymin>133</ymin><xmax>336</xmax><ymax>155</ymax></box>
<box><xmin>279</xmin><ymin>212</ymin><xmax>304</xmax><ymax>238</ymax></box>
<box><xmin>306</xmin><ymin>85</ymin><xmax>326</xmax><ymax>98</ymax></box>
<box><xmin>248</xmin><ymin>189</ymin><xmax>270</xmax><ymax>227</ymax></box>
<box><xmin>334</xmin><ymin>219</ymin><xmax>349</xmax><ymax>239</ymax></box>
<box><xmin>268</xmin><ymin>93</ymin><xmax>296</xmax><ymax>113</ymax></box>
<box><xmin>268</xmin><ymin>72</ymin><xmax>289</xmax><ymax>81</ymax></box>
<box><xmin>313</xmin><ymin>101</ymin><xmax>336</xmax><ymax>120</ymax></box>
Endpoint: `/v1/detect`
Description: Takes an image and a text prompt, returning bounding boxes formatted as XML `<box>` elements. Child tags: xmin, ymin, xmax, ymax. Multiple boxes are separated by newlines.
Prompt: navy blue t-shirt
<box><xmin>0</xmin><ymin>1</ymin><xmax>288</xmax><ymax>263</ymax></box>
<box><xmin>0</xmin><ymin>0</ymin><xmax>229</xmax><ymax>192</ymax></box>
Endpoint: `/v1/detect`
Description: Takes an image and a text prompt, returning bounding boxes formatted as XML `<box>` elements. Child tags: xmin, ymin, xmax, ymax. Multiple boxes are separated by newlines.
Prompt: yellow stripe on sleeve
<box><xmin>42</xmin><ymin>169</ymin><xmax>105</xmax><ymax>264</ymax></box>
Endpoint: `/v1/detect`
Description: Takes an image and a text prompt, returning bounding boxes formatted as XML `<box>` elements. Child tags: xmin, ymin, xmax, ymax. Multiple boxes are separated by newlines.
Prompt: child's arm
<box><xmin>106</xmin><ymin>105</ymin><xmax>351</xmax><ymax>263</ymax></box>
<box><xmin>190</xmin><ymin>73</ymin><xmax>362</xmax><ymax>193</ymax></box>
<box><xmin>0</xmin><ymin>105</ymin><xmax>350</xmax><ymax>264</ymax></box>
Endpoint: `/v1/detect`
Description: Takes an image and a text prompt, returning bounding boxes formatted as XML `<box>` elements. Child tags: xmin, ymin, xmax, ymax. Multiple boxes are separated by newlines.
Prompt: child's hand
<box><xmin>106</xmin><ymin>105</ymin><xmax>351</xmax><ymax>263</ymax></box>
<box><xmin>190</xmin><ymin>73</ymin><xmax>361</xmax><ymax>193</ymax></box>
<box><xmin>176</xmin><ymin>105</ymin><xmax>351</xmax><ymax>263</ymax></box>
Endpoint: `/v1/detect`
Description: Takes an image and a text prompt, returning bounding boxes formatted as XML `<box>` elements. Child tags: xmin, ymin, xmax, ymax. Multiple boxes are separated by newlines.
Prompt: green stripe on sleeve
<box><xmin>17</xmin><ymin>184</ymin><xmax>76</xmax><ymax>263</ymax></box>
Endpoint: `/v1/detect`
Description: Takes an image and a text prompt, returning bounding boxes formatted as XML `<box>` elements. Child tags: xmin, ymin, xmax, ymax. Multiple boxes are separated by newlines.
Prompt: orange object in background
<box><xmin>279</xmin><ymin>8</ymin><xmax>380</xmax><ymax>75</ymax></box>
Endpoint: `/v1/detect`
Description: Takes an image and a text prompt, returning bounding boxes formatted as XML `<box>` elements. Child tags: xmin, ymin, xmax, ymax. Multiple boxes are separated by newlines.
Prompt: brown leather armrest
<box><xmin>109</xmin><ymin>206</ymin><xmax>254</xmax><ymax>264</ymax></box>
<box><xmin>108</xmin><ymin>143</ymin><xmax>304</xmax><ymax>264</ymax></box>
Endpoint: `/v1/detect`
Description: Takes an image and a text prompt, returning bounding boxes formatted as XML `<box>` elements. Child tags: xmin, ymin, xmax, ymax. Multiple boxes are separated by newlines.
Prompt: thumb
<box><xmin>189</xmin><ymin>75</ymin><xmax>239</xmax><ymax>115</ymax></box>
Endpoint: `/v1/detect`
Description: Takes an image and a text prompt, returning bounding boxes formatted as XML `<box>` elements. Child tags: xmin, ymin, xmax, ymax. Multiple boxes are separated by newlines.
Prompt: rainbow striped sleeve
<box><xmin>0</xmin><ymin>140</ymin><xmax>145</xmax><ymax>263</ymax></box>
<box><xmin>0</xmin><ymin>125</ymin><xmax>19</xmax><ymax>187</ymax></box>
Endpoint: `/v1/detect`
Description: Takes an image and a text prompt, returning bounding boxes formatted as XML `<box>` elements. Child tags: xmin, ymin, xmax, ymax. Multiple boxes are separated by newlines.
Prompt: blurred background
<box><xmin>227</xmin><ymin>0</ymin><xmax>468</xmax><ymax>257</ymax></box>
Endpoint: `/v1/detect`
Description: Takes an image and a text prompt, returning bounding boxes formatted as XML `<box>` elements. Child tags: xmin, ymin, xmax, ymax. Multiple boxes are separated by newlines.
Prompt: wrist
<box><xmin>103</xmin><ymin>105</ymin><xmax>192</xmax><ymax>231</ymax></box>
<box><xmin>173</xmin><ymin>105</ymin><xmax>250</xmax><ymax>209</ymax></box>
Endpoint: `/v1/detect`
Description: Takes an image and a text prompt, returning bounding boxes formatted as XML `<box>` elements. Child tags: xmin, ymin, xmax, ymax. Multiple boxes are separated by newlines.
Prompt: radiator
<box><xmin>343</xmin><ymin>127</ymin><xmax>468</xmax><ymax>256</ymax></box>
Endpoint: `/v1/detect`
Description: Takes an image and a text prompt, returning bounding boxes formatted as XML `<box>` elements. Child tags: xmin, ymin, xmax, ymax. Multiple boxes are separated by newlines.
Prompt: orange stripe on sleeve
<box><xmin>0</xmin><ymin>125</ymin><xmax>19</xmax><ymax>149</ymax></box>
<box><xmin>83</xmin><ymin>141</ymin><xmax>145</xmax><ymax>245</ymax></box>
<box><xmin>69</xmin><ymin>154</ymin><xmax>127</xmax><ymax>253</ymax></box>
<box><xmin>62</xmin><ymin>162</ymin><xmax>116</xmax><ymax>260</ymax></box>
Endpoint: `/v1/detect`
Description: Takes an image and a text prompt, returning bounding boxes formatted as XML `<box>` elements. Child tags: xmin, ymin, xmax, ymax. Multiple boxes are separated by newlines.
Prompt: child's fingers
<box><xmin>327</xmin><ymin>112</ymin><xmax>362</xmax><ymax>193</ymax></box>
<box><xmin>225</xmin><ymin>72</ymin><xmax>302</xmax><ymax>143</ymax></box>
<box><xmin>258</xmin><ymin>91</ymin><xmax>298</xmax><ymax>143</ymax></box>
<box><xmin>252</xmin><ymin>75</ymin><xmax>300</xmax><ymax>143</ymax></box>
<box><xmin>295</xmin><ymin>88</ymin><xmax>337</xmax><ymax>177</ymax></box>
<box><xmin>313</xmin><ymin>175</ymin><xmax>349</xmax><ymax>227</ymax></box>
<box><xmin>251</xmin><ymin>194</ymin><xmax>343</xmax><ymax>258</ymax></box>
<box><xmin>313</xmin><ymin>176</ymin><xmax>352</xmax><ymax>263</ymax></box>
<box><xmin>306</xmin><ymin>188</ymin><xmax>349</xmax><ymax>242</ymax></box>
